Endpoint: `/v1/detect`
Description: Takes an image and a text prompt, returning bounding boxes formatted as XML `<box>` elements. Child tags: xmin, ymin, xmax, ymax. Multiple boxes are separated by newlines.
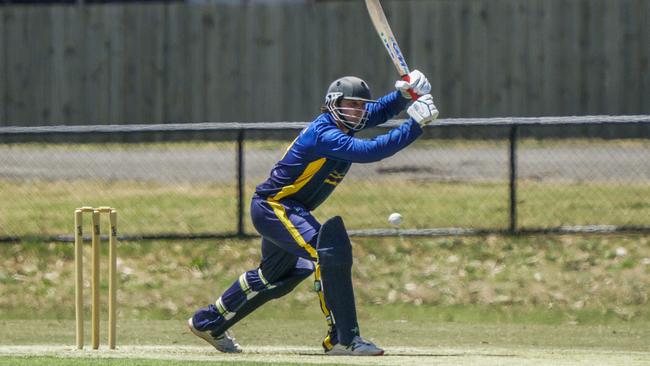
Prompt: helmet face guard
<box><xmin>325</xmin><ymin>92</ymin><xmax>370</xmax><ymax>131</ymax></box>
<box><xmin>324</xmin><ymin>76</ymin><xmax>376</xmax><ymax>131</ymax></box>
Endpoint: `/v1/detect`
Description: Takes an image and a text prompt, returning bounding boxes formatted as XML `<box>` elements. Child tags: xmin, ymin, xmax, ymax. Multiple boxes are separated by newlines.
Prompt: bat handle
<box><xmin>402</xmin><ymin>74</ymin><xmax>419</xmax><ymax>100</ymax></box>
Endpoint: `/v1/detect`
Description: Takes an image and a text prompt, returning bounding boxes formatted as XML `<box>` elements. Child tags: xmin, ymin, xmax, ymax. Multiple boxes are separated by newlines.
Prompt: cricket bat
<box><xmin>365</xmin><ymin>0</ymin><xmax>419</xmax><ymax>100</ymax></box>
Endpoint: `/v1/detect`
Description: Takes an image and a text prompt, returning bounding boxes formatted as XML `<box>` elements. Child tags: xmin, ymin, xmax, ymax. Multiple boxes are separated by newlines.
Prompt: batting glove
<box><xmin>407</xmin><ymin>94</ymin><xmax>439</xmax><ymax>127</ymax></box>
<box><xmin>395</xmin><ymin>70</ymin><xmax>431</xmax><ymax>99</ymax></box>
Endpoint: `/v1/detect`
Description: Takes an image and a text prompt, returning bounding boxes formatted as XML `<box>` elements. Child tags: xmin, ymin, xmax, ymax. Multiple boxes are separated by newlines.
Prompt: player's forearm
<box><xmin>324</xmin><ymin>119</ymin><xmax>422</xmax><ymax>163</ymax></box>
<box><xmin>365</xmin><ymin>91</ymin><xmax>410</xmax><ymax>127</ymax></box>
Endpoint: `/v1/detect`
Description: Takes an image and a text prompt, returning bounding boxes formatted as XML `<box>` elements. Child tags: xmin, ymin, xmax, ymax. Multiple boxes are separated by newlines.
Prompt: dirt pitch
<box><xmin>1</xmin><ymin>345</ymin><xmax>649</xmax><ymax>366</ymax></box>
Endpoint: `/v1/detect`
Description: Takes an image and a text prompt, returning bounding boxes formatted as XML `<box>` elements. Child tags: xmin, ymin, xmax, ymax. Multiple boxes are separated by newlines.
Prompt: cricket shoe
<box><xmin>187</xmin><ymin>318</ymin><xmax>242</xmax><ymax>353</ymax></box>
<box><xmin>324</xmin><ymin>335</ymin><xmax>384</xmax><ymax>356</ymax></box>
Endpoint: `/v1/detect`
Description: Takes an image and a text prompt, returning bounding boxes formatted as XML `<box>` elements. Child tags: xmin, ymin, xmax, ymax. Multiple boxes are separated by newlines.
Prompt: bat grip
<box><xmin>401</xmin><ymin>74</ymin><xmax>419</xmax><ymax>100</ymax></box>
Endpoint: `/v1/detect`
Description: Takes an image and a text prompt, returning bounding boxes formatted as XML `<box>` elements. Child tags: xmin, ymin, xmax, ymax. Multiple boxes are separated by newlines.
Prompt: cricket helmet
<box><xmin>325</xmin><ymin>76</ymin><xmax>375</xmax><ymax>131</ymax></box>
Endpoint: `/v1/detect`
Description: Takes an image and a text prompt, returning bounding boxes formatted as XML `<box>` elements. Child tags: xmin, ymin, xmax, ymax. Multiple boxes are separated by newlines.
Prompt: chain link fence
<box><xmin>1</xmin><ymin>117</ymin><xmax>649</xmax><ymax>242</ymax></box>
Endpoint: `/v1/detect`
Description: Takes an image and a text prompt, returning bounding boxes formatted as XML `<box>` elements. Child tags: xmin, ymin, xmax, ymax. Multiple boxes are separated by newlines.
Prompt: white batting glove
<box><xmin>407</xmin><ymin>94</ymin><xmax>439</xmax><ymax>127</ymax></box>
<box><xmin>395</xmin><ymin>70</ymin><xmax>431</xmax><ymax>99</ymax></box>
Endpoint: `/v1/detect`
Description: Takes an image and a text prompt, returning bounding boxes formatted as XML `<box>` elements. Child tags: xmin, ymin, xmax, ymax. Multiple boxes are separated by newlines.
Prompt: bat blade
<box><xmin>365</xmin><ymin>0</ymin><xmax>410</xmax><ymax>77</ymax></box>
<box><xmin>365</xmin><ymin>0</ymin><xmax>418</xmax><ymax>100</ymax></box>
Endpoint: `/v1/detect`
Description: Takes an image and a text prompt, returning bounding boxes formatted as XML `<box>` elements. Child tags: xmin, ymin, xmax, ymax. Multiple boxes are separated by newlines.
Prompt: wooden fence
<box><xmin>0</xmin><ymin>0</ymin><xmax>648</xmax><ymax>126</ymax></box>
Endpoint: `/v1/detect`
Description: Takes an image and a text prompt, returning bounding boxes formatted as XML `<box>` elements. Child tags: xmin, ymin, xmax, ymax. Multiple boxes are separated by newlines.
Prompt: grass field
<box><xmin>1</xmin><ymin>317</ymin><xmax>649</xmax><ymax>365</ymax></box>
<box><xmin>1</xmin><ymin>179</ymin><xmax>649</xmax><ymax>238</ymax></box>
<box><xmin>1</xmin><ymin>138</ymin><xmax>649</xmax><ymax>238</ymax></box>
<box><xmin>2</xmin><ymin>236</ymin><xmax>649</xmax><ymax>321</ymax></box>
<box><xmin>1</xmin><ymin>235</ymin><xmax>649</xmax><ymax>365</ymax></box>
<box><xmin>1</xmin><ymin>140</ymin><xmax>649</xmax><ymax>364</ymax></box>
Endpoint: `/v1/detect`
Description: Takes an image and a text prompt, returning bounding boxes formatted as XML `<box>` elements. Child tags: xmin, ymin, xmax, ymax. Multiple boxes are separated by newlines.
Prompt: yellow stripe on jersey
<box><xmin>280</xmin><ymin>136</ymin><xmax>299</xmax><ymax>160</ymax></box>
<box><xmin>271</xmin><ymin>158</ymin><xmax>327</xmax><ymax>201</ymax></box>
<box><xmin>266</xmin><ymin>199</ymin><xmax>318</xmax><ymax>259</ymax></box>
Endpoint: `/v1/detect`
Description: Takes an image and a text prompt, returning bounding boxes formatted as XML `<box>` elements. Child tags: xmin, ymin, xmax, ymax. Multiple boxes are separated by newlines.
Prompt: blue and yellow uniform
<box><xmin>253</xmin><ymin>90</ymin><xmax>420</xmax><ymax>259</ymax></box>
<box><xmin>191</xmin><ymin>90</ymin><xmax>422</xmax><ymax>346</ymax></box>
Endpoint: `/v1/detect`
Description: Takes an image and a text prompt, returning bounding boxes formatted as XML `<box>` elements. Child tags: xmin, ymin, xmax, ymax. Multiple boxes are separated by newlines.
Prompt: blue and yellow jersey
<box><xmin>255</xmin><ymin>91</ymin><xmax>422</xmax><ymax>210</ymax></box>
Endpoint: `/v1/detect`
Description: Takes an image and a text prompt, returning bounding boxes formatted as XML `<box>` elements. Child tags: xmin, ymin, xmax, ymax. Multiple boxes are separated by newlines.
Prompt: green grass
<box><xmin>1</xmin><ymin>236</ymin><xmax>648</xmax><ymax>322</ymax></box>
<box><xmin>2</xmin><ymin>140</ymin><xmax>649</xmax><ymax>365</ymax></box>
<box><xmin>1</xmin><ymin>235</ymin><xmax>649</xmax><ymax>365</ymax></box>
<box><xmin>0</xmin><ymin>318</ymin><xmax>649</xmax><ymax>365</ymax></box>
<box><xmin>0</xmin><ymin>179</ymin><xmax>239</xmax><ymax>237</ymax></box>
<box><xmin>2</xmin><ymin>136</ymin><xmax>650</xmax><ymax>239</ymax></box>
<box><xmin>2</xmin><ymin>138</ymin><xmax>649</xmax><ymax>238</ymax></box>
<box><xmin>3</xmin><ymin>315</ymin><xmax>649</xmax><ymax>349</ymax></box>
<box><xmin>1</xmin><ymin>179</ymin><xmax>649</xmax><ymax>238</ymax></box>
<box><xmin>0</xmin><ymin>358</ymin><xmax>279</xmax><ymax>366</ymax></box>
<box><xmin>517</xmin><ymin>181</ymin><xmax>650</xmax><ymax>227</ymax></box>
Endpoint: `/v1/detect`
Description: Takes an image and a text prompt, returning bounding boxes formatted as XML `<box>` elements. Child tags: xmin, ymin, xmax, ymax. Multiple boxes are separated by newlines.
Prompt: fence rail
<box><xmin>1</xmin><ymin>116</ymin><xmax>649</xmax><ymax>242</ymax></box>
<box><xmin>2</xmin><ymin>115</ymin><xmax>650</xmax><ymax>135</ymax></box>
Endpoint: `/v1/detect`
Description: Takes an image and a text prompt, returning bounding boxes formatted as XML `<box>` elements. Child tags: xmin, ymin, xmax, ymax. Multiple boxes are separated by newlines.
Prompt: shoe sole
<box><xmin>187</xmin><ymin>318</ymin><xmax>217</xmax><ymax>348</ymax></box>
<box><xmin>187</xmin><ymin>318</ymin><xmax>241</xmax><ymax>353</ymax></box>
<box><xmin>325</xmin><ymin>349</ymin><xmax>385</xmax><ymax>356</ymax></box>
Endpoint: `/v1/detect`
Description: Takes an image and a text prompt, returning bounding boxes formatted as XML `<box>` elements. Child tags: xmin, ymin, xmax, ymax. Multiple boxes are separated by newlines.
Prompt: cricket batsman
<box><xmin>188</xmin><ymin>71</ymin><xmax>438</xmax><ymax>355</ymax></box>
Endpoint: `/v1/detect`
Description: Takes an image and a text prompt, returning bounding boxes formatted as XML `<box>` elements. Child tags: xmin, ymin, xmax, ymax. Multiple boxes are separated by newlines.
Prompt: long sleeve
<box><xmin>314</xmin><ymin>119</ymin><xmax>422</xmax><ymax>163</ymax></box>
<box><xmin>365</xmin><ymin>91</ymin><xmax>411</xmax><ymax>128</ymax></box>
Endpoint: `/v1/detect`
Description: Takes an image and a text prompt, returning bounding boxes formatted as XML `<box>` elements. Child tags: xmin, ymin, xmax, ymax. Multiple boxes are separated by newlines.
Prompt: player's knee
<box><xmin>244</xmin><ymin>258</ymin><xmax>313</xmax><ymax>296</ymax></box>
<box><xmin>295</xmin><ymin>257</ymin><xmax>315</xmax><ymax>277</ymax></box>
<box><xmin>265</xmin><ymin>261</ymin><xmax>314</xmax><ymax>300</ymax></box>
<box><xmin>316</xmin><ymin>216</ymin><xmax>352</xmax><ymax>268</ymax></box>
<box><xmin>240</xmin><ymin>268</ymin><xmax>274</xmax><ymax>293</ymax></box>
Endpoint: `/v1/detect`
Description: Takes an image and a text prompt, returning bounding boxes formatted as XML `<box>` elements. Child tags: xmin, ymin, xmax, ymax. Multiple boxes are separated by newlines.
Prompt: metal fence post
<box><xmin>509</xmin><ymin>125</ymin><xmax>518</xmax><ymax>234</ymax></box>
<box><xmin>236</xmin><ymin>130</ymin><xmax>245</xmax><ymax>236</ymax></box>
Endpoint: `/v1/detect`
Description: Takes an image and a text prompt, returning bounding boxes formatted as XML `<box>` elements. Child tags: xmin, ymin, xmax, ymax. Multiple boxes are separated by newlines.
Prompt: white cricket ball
<box><xmin>388</xmin><ymin>212</ymin><xmax>403</xmax><ymax>226</ymax></box>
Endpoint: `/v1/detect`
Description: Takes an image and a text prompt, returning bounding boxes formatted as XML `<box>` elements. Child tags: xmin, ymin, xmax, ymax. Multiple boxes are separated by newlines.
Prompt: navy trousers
<box><xmin>191</xmin><ymin>195</ymin><xmax>324</xmax><ymax>335</ymax></box>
